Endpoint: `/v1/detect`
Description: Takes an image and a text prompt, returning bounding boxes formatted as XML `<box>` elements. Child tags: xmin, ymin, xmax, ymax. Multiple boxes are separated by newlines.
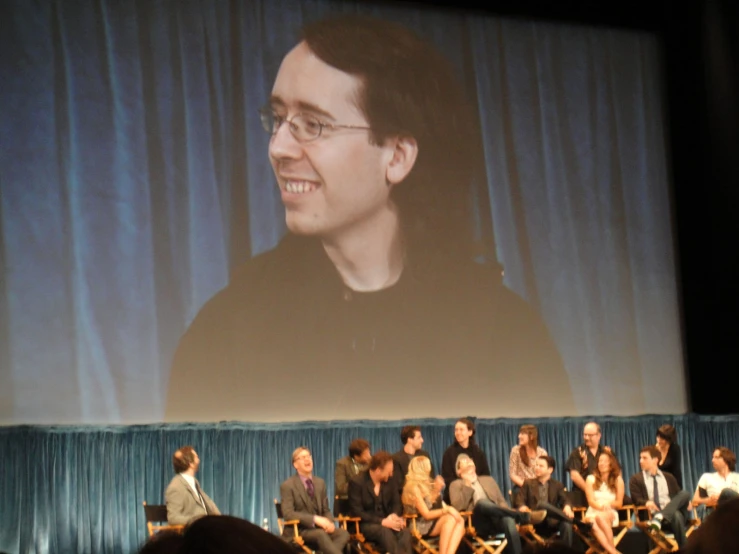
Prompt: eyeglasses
<box><xmin>294</xmin><ymin>453</ymin><xmax>312</xmax><ymax>462</ymax></box>
<box><xmin>583</xmin><ymin>433</ymin><xmax>600</xmax><ymax>437</ymax></box>
<box><xmin>259</xmin><ymin>107</ymin><xmax>371</xmax><ymax>143</ymax></box>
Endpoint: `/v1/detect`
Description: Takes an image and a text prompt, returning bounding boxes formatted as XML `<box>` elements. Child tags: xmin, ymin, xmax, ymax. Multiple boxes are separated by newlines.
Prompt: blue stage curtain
<box><xmin>1</xmin><ymin>414</ymin><xmax>738</xmax><ymax>553</ymax></box>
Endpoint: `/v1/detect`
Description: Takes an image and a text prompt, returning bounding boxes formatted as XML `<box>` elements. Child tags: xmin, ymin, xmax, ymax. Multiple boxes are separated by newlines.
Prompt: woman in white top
<box><xmin>583</xmin><ymin>450</ymin><xmax>625</xmax><ymax>554</ymax></box>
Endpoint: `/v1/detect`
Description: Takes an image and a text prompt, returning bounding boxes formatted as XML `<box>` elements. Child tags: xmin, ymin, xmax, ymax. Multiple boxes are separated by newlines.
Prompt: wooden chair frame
<box><xmin>459</xmin><ymin>510</ymin><xmax>508</xmax><ymax>554</ymax></box>
<box><xmin>274</xmin><ymin>498</ymin><xmax>313</xmax><ymax>554</ymax></box>
<box><xmin>403</xmin><ymin>513</ymin><xmax>440</xmax><ymax>554</ymax></box>
<box><xmin>506</xmin><ymin>488</ymin><xmax>562</xmax><ymax>547</ymax></box>
<box><xmin>634</xmin><ymin>505</ymin><xmax>701</xmax><ymax>554</ymax></box>
<box><xmin>142</xmin><ymin>501</ymin><xmax>184</xmax><ymax>537</ymax></box>
<box><xmin>333</xmin><ymin>495</ymin><xmax>383</xmax><ymax>554</ymax></box>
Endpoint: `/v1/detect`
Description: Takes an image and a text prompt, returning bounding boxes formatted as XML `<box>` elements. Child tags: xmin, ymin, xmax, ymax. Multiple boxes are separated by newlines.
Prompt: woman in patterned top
<box><xmin>402</xmin><ymin>456</ymin><xmax>464</xmax><ymax>554</ymax></box>
<box><xmin>509</xmin><ymin>424</ymin><xmax>548</xmax><ymax>491</ymax></box>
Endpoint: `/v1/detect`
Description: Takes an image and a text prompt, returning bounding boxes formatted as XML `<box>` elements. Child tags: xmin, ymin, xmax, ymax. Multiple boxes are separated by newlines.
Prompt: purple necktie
<box><xmin>306</xmin><ymin>478</ymin><xmax>315</xmax><ymax>498</ymax></box>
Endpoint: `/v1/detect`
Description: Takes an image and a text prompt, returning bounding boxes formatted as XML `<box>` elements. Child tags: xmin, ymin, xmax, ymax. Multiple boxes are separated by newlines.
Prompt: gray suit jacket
<box><xmin>165</xmin><ymin>474</ymin><xmax>220</xmax><ymax>525</ymax></box>
<box><xmin>280</xmin><ymin>474</ymin><xmax>333</xmax><ymax>537</ymax></box>
<box><xmin>449</xmin><ymin>475</ymin><xmax>508</xmax><ymax>512</ymax></box>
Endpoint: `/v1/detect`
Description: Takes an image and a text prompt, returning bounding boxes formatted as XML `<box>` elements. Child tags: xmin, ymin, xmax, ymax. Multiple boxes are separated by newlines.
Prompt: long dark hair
<box><xmin>594</xmin><ymin>450</ymin><xmax>621</xmax><ymax>492</ymax></box>
<box><xmin>518</xmin><ymin>424</ymin><xmax>539</xmax><ymax>466</ymax></box>
<box><xmin>301</xmin><ymin>15</ymin><xmax>480</xmax><ymax>264</ymax></box>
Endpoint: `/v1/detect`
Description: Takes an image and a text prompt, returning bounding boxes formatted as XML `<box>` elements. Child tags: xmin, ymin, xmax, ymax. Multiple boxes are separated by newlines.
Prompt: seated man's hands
<box><xmin>382</xmin><ymin>513</ymin><xmax>406</xmax><ymax>531</ymax></box>
<box><xmin>314</xmin><ymin>515</ymin><xmax>336</xmax><ymax>533</ymax></box>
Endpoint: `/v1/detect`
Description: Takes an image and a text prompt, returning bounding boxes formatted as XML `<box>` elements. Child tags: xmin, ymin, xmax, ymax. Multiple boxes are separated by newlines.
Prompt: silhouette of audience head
<box><xmin>139</xmin><ymin>515</ymin><xmax>297</xmax><ymax>554</ymax></box>
<box><xmin>684</xmin><ymin>497</ymin><xmax>739</xmax><ymax>554</ymax></box>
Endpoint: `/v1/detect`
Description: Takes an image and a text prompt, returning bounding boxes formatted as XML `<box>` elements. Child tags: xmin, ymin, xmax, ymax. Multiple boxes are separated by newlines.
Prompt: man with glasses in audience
<box><xmin>165</xmin><ymin>14</ymin><xmax>573</xmax><ymax>422</ymax></box>
<box><xmin>565</xmin><ymin>422</ymin><xmax>611</xmax><ymax>507</ymax></box>
<box><xmin>280</xmin><ymin>446</ymin><xmax>349</xmax><ymax>554</ymax></box>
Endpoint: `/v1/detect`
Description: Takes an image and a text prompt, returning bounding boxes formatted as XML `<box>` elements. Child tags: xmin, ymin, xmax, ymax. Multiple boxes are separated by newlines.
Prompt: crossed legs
<box><xmin>472</xmin><ymin>500</ymin><xmax>525</xmax><ymax>554</ymax></box>
<box><xmin>429</xmin><ymin>513</ymin><xmax>465</xmax><ymax>554</ymax></box>
<box><xmin>586</xmin><ymin>512</ymin><xmax>621</xmax><ymax>554</ymax></box>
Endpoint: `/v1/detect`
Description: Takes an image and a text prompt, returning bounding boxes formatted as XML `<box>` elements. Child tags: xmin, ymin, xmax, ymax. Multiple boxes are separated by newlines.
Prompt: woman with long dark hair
<box><xmin>509</xmin><ymin>424</ymin><xmax>548</xmax><ymax>489</ymax></box>
<box><xmin>583</xmin><ymin>450</ymin><xmax>625</xmax><ymax>554</ymax></box>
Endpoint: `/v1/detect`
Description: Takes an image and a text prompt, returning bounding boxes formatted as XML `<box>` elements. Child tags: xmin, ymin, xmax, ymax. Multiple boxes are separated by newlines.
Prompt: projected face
<box><xmin>268</xmin><ymin>42</ymin><xmax>405</xmax><ymax>241</ymax></box>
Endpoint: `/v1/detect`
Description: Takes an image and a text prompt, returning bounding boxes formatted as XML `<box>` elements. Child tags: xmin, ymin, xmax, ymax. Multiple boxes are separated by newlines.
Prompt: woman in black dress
<box><xmin>656</xmin><ymin>424</ymin><xmax>682</xmax><ymax>488</ymax></box>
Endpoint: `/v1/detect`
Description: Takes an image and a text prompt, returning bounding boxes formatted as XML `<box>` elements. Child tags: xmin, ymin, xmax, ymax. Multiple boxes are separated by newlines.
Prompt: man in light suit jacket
<box><xmin>348</xmin><ymin>450</ymin><xmax>411</xmax><ymax>554</ymax></box>
<box><xmin>165</xmin><ymin>446</ymin><xmax>221</xmax><ymax>525</ymax></box>
<box><xmin>514</xmin><ymin>456</ymin><xmax>576</xmax><ymax>547</ymax></box>
<box><xmin>630</xmin><ymin>445</ymin><xmax>691</xmax><ymax>547</ymax></box>
<box><xmin>281</xmin><ymin>446</ymin><xmax>349</xmax><ymax>554</ymax></box>
<box><xmin>450</xmin><ymin>454</ymin><xmax>546</xmax><ymax>554</ymax></box>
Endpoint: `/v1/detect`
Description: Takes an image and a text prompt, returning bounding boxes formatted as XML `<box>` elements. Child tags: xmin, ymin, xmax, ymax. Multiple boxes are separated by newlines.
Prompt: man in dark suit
<box><xmin>348</xmin><ymin>450</ymin><xmax>411</xmax><ymax>554</ymax></box>
<box><xmin>165</xmin><ymin>446</ymin><xmax>221</xmax><ymax>525</ymax></box>
<box><xmin>280</xmin><ymin>446</ymin><xmax>349</xmax><ymax>554</ymax></box>
<box><xmin>392</xmin><ymin>426</ymin><xmax>439</xmax><ymax>495</ymax></box>
<box><xmin>629</xmin><ymin>445</ymin><xmax>691</xmax><ymax>548</ymax></box>
<box><xmin>514</xmin><ymin>455</ymin><xmax>576</xmax><ymax>547</ymax></box>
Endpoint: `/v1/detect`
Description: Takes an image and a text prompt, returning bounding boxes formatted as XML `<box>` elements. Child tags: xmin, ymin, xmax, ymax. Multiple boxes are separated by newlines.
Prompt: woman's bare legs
<box><xmin>589</xmin><ymin>512</ymin><xmax>621</xmax><ymax>554</ymax></box>
<box><xmin>431</xmin><ymin>513</ymin><xmax>466</xmax><ymax>554</ymax></box>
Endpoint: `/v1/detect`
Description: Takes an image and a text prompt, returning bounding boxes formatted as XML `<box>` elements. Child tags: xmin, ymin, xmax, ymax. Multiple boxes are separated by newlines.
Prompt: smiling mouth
<box><xmin>284</xmin><ymin>180</ymin><xmax>319</xmax><ymax>194</ymax></box>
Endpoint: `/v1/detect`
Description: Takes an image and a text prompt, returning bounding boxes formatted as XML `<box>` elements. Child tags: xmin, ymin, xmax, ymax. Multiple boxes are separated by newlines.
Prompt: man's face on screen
<box><xmin>267</xmin><ymin>42</ymin><xmax>398</xmax><ymax>241</ymax></box>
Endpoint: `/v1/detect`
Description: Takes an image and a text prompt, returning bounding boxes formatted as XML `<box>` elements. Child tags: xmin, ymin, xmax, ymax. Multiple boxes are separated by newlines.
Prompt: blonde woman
<box><xmin>583</xmin><ymin>451</ymin><xmax>625</xmax><ymax>554</ymax></box>
<box><xmin>402</xmin><ymin>456</ymin><xmax>465</xmax><ymax>554</ymax></box>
